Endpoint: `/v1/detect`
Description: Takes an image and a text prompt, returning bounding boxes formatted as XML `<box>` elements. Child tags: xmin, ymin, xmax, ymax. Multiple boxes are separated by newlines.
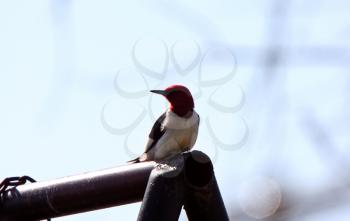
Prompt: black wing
<box><xmin>144</xmin><ymin>112</ymin><xmax>167</xmax><ymax>153</ymax></box>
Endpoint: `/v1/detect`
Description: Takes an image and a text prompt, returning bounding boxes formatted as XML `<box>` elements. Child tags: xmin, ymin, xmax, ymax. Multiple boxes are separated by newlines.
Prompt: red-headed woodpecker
<box><xmin>128</xmin><ymin>85</ymin><xmax>200</xmax><ymax>163</ymax></box>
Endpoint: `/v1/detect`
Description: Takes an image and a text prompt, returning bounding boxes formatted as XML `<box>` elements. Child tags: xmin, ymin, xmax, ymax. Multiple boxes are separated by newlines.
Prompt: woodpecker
<box><xmin>128</xmin><ymin>85</ymin><xmax>200</xmax><ymax>163</ymax></box>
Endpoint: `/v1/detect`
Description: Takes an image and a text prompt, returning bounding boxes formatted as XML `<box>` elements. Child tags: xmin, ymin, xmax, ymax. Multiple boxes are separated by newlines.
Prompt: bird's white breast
<box><xmin>151</xmin><ymin>110</ymin><xmax>199</xmax><ymax>160</ymax></box>
<box><xmin>163</xmin><ymin>110</ymin><xmax>199</xmax><ymax>130</ymax></box>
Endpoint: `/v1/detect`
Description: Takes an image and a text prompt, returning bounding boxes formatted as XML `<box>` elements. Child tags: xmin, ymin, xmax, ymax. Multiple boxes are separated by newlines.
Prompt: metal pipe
<box><xmin>0</xmin><ymin>162</ymin><xmax>155</xmax><ymax>221</ymax></box>
<box><xmin>137</xmin><ymin>163</ymin><xmax>185</xmax><ymax>221</ymax></box>
<box><xmin>138</xmin><ymin>151</ymin><xmax>229</xmax><ymax>221</ymax></box>
<box><xmin>183</xmin><ymin>151</ymin><xmax>229</xmax><ymax>221</ymax></box>
<box><xmin>0</xmin><ymin>151</ymin><xmax>229</xmax><ymax>221</ymax></box>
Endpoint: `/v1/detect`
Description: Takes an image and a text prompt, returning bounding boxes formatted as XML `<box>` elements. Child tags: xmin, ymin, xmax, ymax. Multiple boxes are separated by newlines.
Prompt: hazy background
<box><xmin>1</xmin><ymin>0</ymin><xmax>350</xmax><ymax>220</ymax></box>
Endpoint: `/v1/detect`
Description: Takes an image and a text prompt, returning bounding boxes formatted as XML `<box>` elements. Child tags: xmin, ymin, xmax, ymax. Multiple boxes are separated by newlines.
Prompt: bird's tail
<box><xmin>127</xmin><ymin>157</ymin><xmax>140</xmax><ymax>164</ymax></box>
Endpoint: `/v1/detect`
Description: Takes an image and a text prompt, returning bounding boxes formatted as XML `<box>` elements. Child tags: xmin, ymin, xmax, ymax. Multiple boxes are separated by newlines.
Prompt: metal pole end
<box><xmin>184</xmin><ymin>150</ymin><xmax>214</xmax><ymax>188</ymax></box>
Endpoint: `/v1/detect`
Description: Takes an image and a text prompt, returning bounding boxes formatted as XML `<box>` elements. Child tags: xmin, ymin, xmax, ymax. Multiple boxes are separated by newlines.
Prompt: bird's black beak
<box><xmin>150</xmin><ymin>90</ymin><xmax>167</xmax><ymax>96</ymax></box>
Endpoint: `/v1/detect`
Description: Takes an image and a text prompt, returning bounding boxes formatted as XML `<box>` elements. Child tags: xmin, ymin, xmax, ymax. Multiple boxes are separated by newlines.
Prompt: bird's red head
<box><xmin>151</xmin><ymin>85</ymin><xmax>194</xmax><ymax>117</ymax></box>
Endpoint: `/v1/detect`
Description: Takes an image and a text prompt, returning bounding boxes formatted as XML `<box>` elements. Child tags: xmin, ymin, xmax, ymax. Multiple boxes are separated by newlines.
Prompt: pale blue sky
<box><xmin>1</xmin><ymin>0</ymin><xmax>350</xmax><ymax>220</ymax></box>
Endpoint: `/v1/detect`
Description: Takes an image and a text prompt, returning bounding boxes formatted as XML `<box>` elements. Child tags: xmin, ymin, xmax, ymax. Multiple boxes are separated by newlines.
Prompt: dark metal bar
<box><xmin>138</xmin><ymin>151</ymin><xmax>229</xmax><ymax>221</ymax></box>
<box><xmin>183</xmin><ymin>151</ymin><xmax>229</xmax><ymax>221</ymax></box>
<box><xmin>0</xmin><ymin>151</ymin><xmax>228</xmax><ymax>221</ymax></box>
<box><xmin>0</xmin><ymin>162</ymin><xmax>155</xmax><ymax>221</ymax></box>
<box><xmin>137</xmin><ymin>163</ymin><xmax>185</xmax><ymax>221</ymax></box>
